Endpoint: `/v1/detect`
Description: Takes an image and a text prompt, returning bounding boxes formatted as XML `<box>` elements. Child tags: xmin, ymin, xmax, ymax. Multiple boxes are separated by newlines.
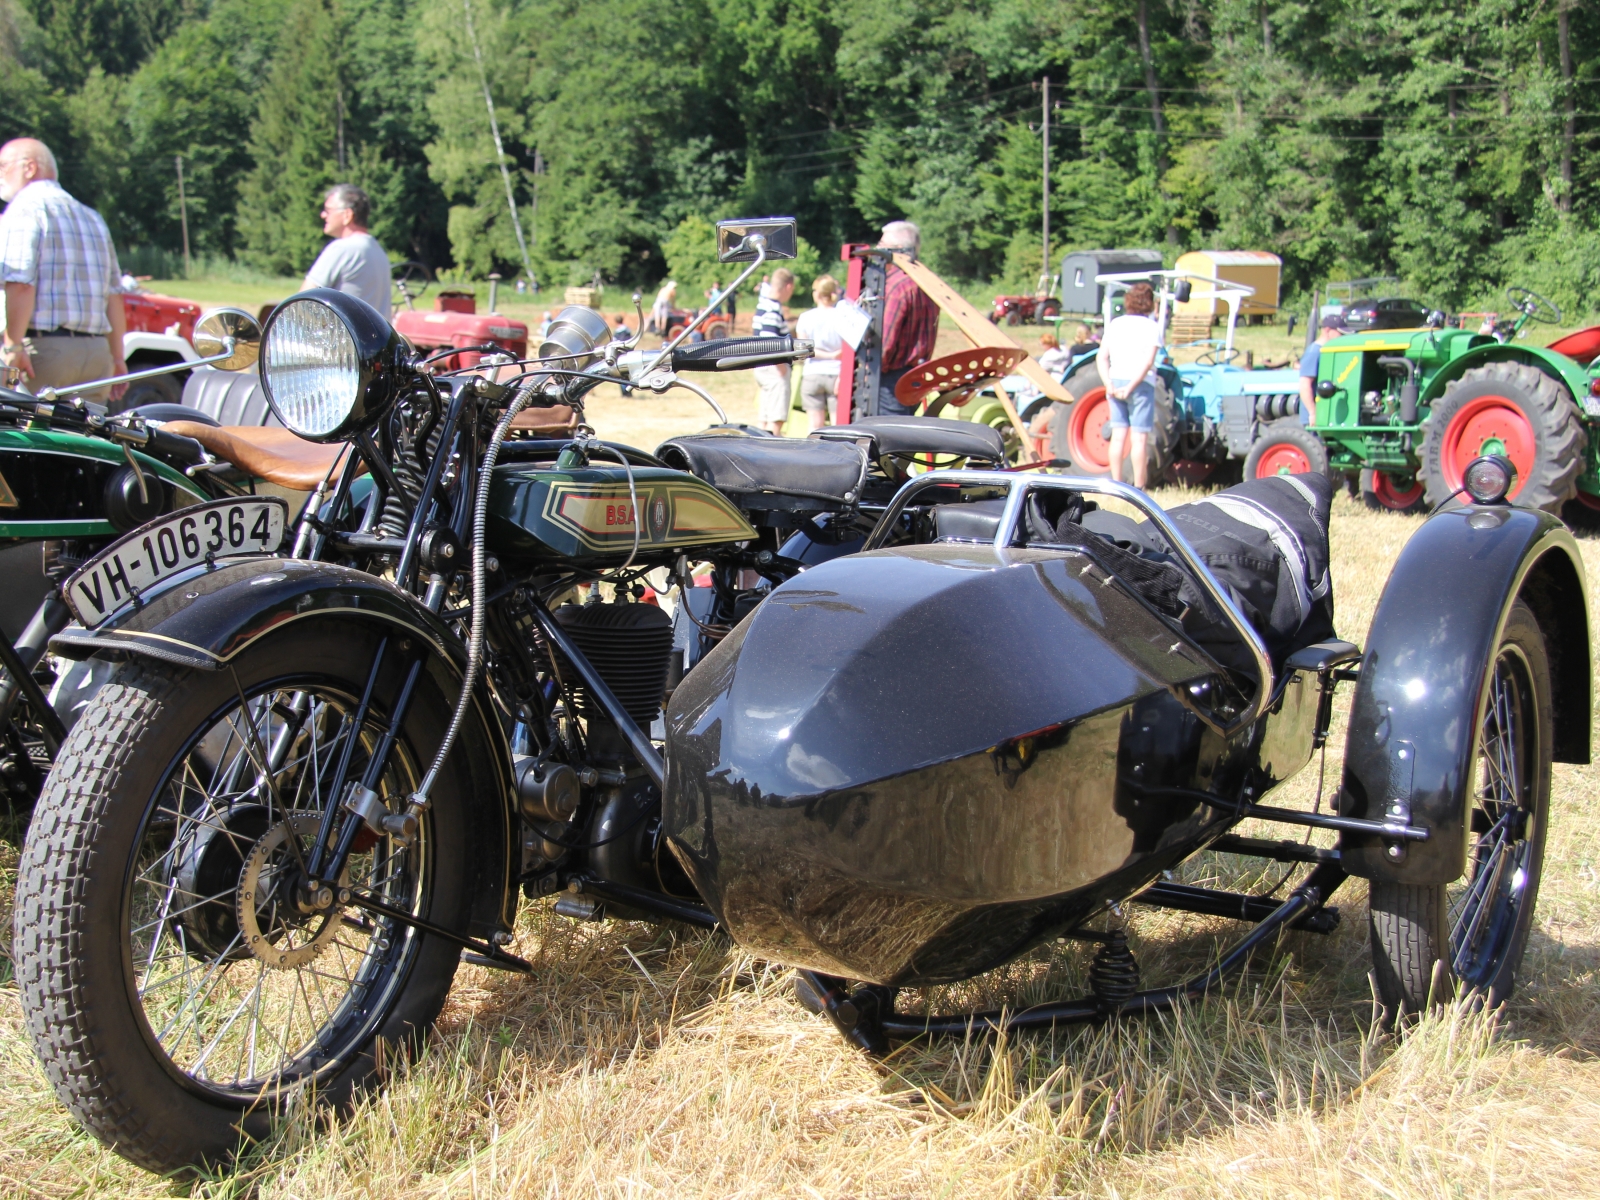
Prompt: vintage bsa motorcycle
<box><xmin>13</xmin><ymin>219</ymin><xmax>1590</xmax><ymax>1175</ymax></box>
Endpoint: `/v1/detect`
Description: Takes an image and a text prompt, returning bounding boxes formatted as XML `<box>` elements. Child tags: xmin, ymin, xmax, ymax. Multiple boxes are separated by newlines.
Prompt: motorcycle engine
<box><xmin>550</xmin><ymin>600</ymin><xmax>675</xmax><ymax>737</ymax></box>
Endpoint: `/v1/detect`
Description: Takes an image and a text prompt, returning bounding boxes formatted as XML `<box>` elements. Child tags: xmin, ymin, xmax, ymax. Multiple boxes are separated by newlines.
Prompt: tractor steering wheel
<box><xmin>392</xmin><ymin>261</ymin><xmax>434</xmax><ymax>311</ymax></box>
<box><xmin>1506</xmin><ymin>286</ymin><xmax>1561</xmax><ymax>326</ymax></box>
<box><xmin>1193</xmin><ymin>346</ymin><xmax>1241</xmax><ymax>366</ymax></box>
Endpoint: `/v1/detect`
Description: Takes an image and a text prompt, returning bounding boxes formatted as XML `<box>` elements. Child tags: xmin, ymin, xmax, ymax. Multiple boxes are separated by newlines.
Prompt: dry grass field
<box><xmin>3</xmin><ymin>341</ymin><xmax>1600</xmax><ymax>1198</ymax></box>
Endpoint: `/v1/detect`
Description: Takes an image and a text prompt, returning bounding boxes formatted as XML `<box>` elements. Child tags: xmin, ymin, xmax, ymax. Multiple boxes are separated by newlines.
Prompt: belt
<box><xmin>26</xmin><ymin>327</ymin><xmax>102</xmax><ymax>338</ymax></box>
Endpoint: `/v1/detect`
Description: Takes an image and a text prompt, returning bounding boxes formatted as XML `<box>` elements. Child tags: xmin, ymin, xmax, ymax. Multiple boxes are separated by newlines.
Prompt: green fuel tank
<box><xmin>487</xmin><ymin>463</ymin><xmax>756</xmax><ymax>567</ymax></box>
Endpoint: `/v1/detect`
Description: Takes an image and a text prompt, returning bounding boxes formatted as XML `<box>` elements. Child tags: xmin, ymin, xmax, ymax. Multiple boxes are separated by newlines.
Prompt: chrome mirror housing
<box><xmin>716</xmin><ymin>218</ymin><xmax>798</xmax><ymax>263</ymax></box>
<box><xmin>192</xmin><ymin>307</ymin><xmax>262</xmax><ymax>371</ymax></box>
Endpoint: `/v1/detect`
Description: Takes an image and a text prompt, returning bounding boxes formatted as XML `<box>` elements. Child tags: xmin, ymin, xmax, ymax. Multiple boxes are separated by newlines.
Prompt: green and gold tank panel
<box><xmin>488</xmin><ymin>464</ymin><xmax>756</xmax><ymax>565</ymax></box>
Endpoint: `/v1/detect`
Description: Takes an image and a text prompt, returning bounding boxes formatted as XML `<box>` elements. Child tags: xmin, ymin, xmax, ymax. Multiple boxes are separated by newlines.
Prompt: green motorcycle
<box><xmin>0</xmin><ymin>309</ymin><xmax>263</xmax><ymax>817</ymax></box>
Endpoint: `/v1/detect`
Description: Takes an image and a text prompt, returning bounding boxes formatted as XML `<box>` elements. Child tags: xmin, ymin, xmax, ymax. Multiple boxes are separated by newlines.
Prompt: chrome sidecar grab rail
<box><xmin>864</xmin><ymin>470</ymin><xmax>1275</xmax><ymax>738</ymax></box>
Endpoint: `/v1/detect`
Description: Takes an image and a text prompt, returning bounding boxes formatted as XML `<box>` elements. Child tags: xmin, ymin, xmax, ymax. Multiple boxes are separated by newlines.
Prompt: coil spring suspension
<box><xmin>1089</xmin><ymin>929</ymin><xmax>1140</xmax><ymax>1013</ymax></box>
<box><xmin>377</xmin><ymin>419</ymin><xmax>444</xmax><ymax>538</ymax></box>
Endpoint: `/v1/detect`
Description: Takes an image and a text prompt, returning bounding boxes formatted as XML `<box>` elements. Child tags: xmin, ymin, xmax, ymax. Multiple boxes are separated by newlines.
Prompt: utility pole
<box><xmin>1041</xmin><ymin>76</ymin><xmax>1051</xmax><ymax>284</ymax></box>
<box><xmin>462</xmin><ymin>0</ymin><xmax>535</xmax><ymax>288</ymax></box>
<box><xmin>174</xmin><ymin>155</ymin><xmax>191</xmax><ymax>277</ymax></box>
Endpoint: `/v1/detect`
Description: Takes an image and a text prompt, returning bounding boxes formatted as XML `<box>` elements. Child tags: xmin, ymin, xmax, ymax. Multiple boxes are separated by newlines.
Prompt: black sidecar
<box><xmin>662</xmin><ymin>463</ymin><xmax>1589</xmax><ymax>1047</ymax></box>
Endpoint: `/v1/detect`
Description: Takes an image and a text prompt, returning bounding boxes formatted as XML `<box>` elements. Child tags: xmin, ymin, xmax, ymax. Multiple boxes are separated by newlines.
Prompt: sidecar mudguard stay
<box><xmin>1341</xmin><ymin>506</ymin><xmax>1589</xmax><ymax>885</ymax></box>
<box><xmin>49</xmin><ymin>556</ymin><xmax>518</xmax><ymax>936</ymax></box>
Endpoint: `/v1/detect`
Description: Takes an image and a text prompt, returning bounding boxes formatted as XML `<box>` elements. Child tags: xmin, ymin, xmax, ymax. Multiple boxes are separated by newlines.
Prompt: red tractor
<box><xmin>991</xmin><ymin>275</ymin><xmax>1062</xmax><ymax>326</ymax></box>
<box><xmin>117</xmin><ymin>287</ymin><xmax>204</xmax><ymax>408</ymax></box>
<box><xmin>392</xmin><ymin>289</ymin><xmax>530</xmax><ymax>371</ymax></box>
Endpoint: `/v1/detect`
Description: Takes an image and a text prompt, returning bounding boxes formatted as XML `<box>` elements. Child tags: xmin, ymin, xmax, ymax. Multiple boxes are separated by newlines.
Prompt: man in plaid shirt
<box><xmin>874</xmin><ymin>220</ymin><xmax>940</xmax><ymax>416</ymax></box>
<box><xmin>0</xmin><ymin>139</ymin><xmax>127</xmax><ymax>403</ymax></box>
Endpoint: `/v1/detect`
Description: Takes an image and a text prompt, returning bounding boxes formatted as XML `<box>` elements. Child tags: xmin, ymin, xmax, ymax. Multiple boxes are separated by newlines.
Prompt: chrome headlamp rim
<box><xmin>259</xmin><ymin>289</ymin><xmax>410</xmax><ymax>444</ymax></box>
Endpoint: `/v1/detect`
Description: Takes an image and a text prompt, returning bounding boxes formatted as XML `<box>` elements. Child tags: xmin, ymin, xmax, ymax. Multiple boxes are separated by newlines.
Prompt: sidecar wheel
<box><xmin>1368</xmin><ymin>600</ymin><xmax>1552</xmax><ymax>1020</ymax></box>
<box><xmin>15</xmin><ymin>622</ymin><xmax>473</xmax><ymax>1175</ymax></box>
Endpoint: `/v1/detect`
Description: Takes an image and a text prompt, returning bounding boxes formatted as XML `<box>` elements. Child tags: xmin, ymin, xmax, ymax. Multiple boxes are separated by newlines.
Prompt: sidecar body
<box><xmin>663</xmin><ymin>463</ymin><xmax>1589</xmax><ymax>998</ymax></box>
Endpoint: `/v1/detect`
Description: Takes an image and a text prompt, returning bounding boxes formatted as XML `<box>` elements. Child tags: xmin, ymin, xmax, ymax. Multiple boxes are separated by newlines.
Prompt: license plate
<box><xmin>65</xmin><ymin>497</ymin><xmax>288</xmax><ymax>628</ymax></box>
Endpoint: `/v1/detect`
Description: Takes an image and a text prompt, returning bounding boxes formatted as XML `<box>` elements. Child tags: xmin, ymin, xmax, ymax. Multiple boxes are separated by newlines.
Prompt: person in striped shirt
<box><xmin>752</xmin><ymin>267</ymin><xmax>795</xmax><ymax>434</ymax></box>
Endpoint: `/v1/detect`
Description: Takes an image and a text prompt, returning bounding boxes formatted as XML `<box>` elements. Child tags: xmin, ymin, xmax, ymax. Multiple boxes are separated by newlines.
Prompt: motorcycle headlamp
<box><xmin>260</xmin><ymin>289</ymin><xmax>410</xmax><ymax>442</ymax></box>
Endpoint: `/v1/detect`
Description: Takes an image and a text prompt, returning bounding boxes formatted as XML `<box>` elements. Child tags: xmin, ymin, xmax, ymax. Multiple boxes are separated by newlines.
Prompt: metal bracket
<box><xmin>1384</xmin><ymin>739</ymin><xmax>1416</xmax><ymax>863</ymax></box>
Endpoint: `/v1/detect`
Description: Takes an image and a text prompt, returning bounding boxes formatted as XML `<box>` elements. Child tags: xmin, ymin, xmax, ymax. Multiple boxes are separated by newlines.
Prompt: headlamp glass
<box><xmin>1463</xmin><ymin>455</ymin><xmax>1514</xmax><ymax>505</ymax></box>
<box><xmin>261</xmin><ymin>299</ymin><xmax>361</xmax><ymax>438</ymax></box>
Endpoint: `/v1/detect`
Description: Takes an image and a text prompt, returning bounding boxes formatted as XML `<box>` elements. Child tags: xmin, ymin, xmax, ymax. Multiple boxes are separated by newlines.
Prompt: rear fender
<box><xmin>49</xmin><ymin>556</ymin><xmax>517</xmax><ymax>936</ymax></box>
<box><xmin>1421</xmin><ymin>343</ymin><xmax>1592</xmax><ymax>409</ymax></box>
<box><xmin>1340</xmin><ymin>505</ymin><xmax>1589</xmax><ymax>884</ymax></box>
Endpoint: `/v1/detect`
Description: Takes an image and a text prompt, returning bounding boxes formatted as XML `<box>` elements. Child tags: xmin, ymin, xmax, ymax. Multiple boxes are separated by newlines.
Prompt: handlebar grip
<box><xmin>145</xmin><ymin>427</ymin><xmax>205</xmax><ymax>464</ymax></box>
<box><xmin>669</xmin><ymin>337</ymin><xmax>813</xmax><ymax>372</ymax></box>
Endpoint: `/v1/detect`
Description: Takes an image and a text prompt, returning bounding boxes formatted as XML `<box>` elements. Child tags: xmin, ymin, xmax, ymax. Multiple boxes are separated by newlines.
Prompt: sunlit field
<box><xmin>3</xmin><ymin>304</ymin><xmax>1600</xmax><ymax>1198</ymax></box>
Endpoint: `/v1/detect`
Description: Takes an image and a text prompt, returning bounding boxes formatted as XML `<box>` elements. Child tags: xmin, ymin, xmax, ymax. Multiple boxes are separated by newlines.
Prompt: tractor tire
<box><xmin>1243</xmin><ymin>423</ymin><xmax>1330</xmax><ymax>481</ymax></box>
<box><xmin>1063</xmin><ymin>372</ymin><xmax>1177</xmax><ymax>482</ymax></box>
<box><xmin>113</xmin><ymin>372</ymin><xmax>182</xmax><ymax>415</ymax></box>
<box><xmin>1360</xmin><ymin>468</ymin><xmax>1426</xmax><ymax>515</ymax></box>
<box><xmin>1562</xmin><ymin>490</ymin><xmax>1600</xmax><ymax>532</ymax></box>
<box><xmin>1038</xmin><ymin>301</ymin><xmax>1061</xmax><ymax>322</ymax></box>
<box><xmin>1005</xmin><ymin>311</ymin><xmax>1021</xmax><ymax>327</ymax></box>
<box><xmin>1421</xmin><ymin>362</ymin><xmax>1585</xmax><ymax>515</ymax></box>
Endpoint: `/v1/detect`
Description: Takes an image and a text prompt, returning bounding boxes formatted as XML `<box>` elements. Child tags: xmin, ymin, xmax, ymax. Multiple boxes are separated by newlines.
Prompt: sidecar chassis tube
<box><xmin>346</xmin><ymin>888</ymin><xmax>532</xmax><ymax>973</ymax></box>
<box><xmin>575</xmin><ymin>877</ymin><xmax>718</xmax><ymax>929</ymax></box>
<box><xmin>865</xmin><ymin>471</ymin><xmax>1274</xmax><ymax>738</ymax></box>
<box><xmin>527</xmin><ymin>603</ymin><xmax>666</xmax><ymax>788</ymax></box>
<box><xmin>855</xmin><ymin>862</ymin><xmax>1346</xmax><ymax>1045</ymax></box>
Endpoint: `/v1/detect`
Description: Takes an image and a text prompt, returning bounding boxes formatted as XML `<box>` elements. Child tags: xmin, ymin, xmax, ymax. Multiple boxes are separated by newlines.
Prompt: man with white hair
<box><xmin>0</xmin><ymin>137</ymin><xmax>128</xmax><ymax>402</ymax></box>
<box><xmin>874</xmin><ymin>219</ymin><xmax>940</xmax><ymax>416</ymax></box>
<box><xmin>304</xmin><ymin>183</ymin><xmax>392</xmax><ymax>319</ymax></box>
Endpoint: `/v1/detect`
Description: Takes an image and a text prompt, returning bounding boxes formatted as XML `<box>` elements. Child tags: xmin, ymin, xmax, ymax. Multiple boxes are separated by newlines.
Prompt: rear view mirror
<box><xmin>1173</xmin><ymin>280</ymin><xmax>1193</xmax><ymax>303</ymax></box>
<box><xmin>716</xmin><ymin>218</ymin><xmax>799</xmax><ymax>263</ymax></box>
<box><xmin>193</xmin><ymin>307</ymin><xmax>262</xmax><ymax>371</ymax></box>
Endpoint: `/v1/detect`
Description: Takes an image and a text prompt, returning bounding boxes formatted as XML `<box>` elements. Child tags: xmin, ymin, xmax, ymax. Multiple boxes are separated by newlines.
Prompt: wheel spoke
<box><xmin>124</xmin><ymin>680</ymin><xmax>424</xmax><ymax>1096</ymax></box>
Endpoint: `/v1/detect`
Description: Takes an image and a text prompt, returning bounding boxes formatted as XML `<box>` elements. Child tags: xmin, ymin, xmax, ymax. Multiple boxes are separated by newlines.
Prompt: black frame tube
<box><xmin>527</xmin><ymin>602</ymin><xmax>666</xmax><ymax>788</ymax></box>
<box><xmin>578</xmin><ymin>878</ymin><xmax>719</xmax><ymax>928</ymax></box>
<box><xmin>394</xmin><ymin>382</ymin><xmax>468</xmax><ymax>590</ymax></box>
<box><xmin>306</xmin><ymin>634</ymin><xmax>388</xmax><ymax>879</ymax></box>
<box><xmin>0</xmin><ymin>631</ymin><xmax>66</xmax><ymax>753</ymax></box>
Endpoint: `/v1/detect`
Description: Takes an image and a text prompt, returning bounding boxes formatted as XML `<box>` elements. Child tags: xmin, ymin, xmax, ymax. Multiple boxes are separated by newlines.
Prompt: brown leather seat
<box><xmin>163</xmin><ymin>422</ymin><xmax>354</xmax><ymax>490</ymax></box>
<box><xmin>510</xmin><ymin>404</ymin><xmax>579</xmax><ymax>436</ymax></box>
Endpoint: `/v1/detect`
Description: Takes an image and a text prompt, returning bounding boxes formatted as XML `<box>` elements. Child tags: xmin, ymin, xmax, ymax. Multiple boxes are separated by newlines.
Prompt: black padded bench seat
<box><xmin>813</xmin><ymin>415</ymin><xmax>1006</xmax><ymax>463</ymax></box>
<box><xmin>657</xmin><ymin>429</ymin><xmax>869</xmax><ymax>510</ymax></box>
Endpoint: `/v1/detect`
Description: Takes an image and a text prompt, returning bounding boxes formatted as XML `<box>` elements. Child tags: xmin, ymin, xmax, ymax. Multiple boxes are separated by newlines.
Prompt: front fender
<box><xmin>1340</xmin><ymin>505</ymin><xmax>1590</xmax><ymax>884</ymax></box>
<box><xmin>49</xmin><ymin>556</ymin><xmax>518</xmax><ymax>937</ymax></box>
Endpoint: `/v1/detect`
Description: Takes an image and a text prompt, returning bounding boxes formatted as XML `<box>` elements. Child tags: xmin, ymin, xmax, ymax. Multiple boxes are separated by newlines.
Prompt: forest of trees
<box><xmin>1</xmin><ymin>0</ymin><xmax>1597</xmax><ymax>312</ymax></box>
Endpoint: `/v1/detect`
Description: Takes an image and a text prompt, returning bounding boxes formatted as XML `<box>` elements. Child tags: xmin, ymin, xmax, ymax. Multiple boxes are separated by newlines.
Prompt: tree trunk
<box><xmin>1557</xmin><ymin>0</ymin><xmax>1574</xmax><ymax>214</ymax></box>
<box><xmin>1136</xmin><ymin>0</ymin><xmax>1176</xmax><ymax>244</ymax></box>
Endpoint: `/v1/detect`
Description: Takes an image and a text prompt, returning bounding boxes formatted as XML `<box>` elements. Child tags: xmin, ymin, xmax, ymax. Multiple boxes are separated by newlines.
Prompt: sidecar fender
<box><xmin>49</xmin><ymin>556</ymin><xmax>517</xmax><ymax>936</ymax></box>
<box><xmin>1340</xmin><ymin>505</ymin><xmax>1589</xmax><ymax>884</ymax></box>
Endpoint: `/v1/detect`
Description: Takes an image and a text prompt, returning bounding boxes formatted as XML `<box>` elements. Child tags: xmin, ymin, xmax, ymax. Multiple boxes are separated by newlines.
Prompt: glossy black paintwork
<box><xmin>662</xmin><ymin>542</ymin><xmax>1254</xmax><ymax>987</ymax></box>
<box><xmin>1340</xmin><ymin>504</ymin><xmax>1590</xmax><ymax>884</ymax></box>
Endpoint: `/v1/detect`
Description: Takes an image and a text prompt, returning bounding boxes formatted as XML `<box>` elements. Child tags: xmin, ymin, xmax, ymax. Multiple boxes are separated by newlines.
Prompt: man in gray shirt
<box><xmin>304</xmin><ymin>183</ymin><xmax>391</xmax><ymax>319</ymax></box>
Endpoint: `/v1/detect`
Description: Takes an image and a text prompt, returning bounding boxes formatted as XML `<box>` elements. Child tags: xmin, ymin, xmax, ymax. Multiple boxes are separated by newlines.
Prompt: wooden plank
<box><xmin>891</xmin><ymin>253</ymin><xmax>1072</xmax><ymax>405</ymax></box>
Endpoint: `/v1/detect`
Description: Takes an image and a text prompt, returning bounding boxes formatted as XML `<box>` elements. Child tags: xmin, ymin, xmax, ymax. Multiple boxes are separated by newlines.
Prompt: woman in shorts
<box><xmin>794</xmin><ymin>274</ymin><xmax>844</xmax><ymax>429</ymax></box>
<box><xmin>1094</xmin><ymin>281</ymin><xmax>1162</xmax><ymax>488</ymax></box>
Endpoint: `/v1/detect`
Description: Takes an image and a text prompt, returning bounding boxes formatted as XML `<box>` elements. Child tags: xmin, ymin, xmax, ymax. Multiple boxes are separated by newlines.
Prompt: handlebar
<box><xmin>669</xmin><ymin>337</ymin><xmax>813</xmax><ymax>372</ymax></box>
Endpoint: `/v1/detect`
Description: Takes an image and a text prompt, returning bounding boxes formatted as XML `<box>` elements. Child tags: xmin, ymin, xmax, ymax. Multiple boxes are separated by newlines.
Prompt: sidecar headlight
<box><xmin>260</xmin><ymin>289</ymin><xmax>410</xmax><ymax>442</ymax></box>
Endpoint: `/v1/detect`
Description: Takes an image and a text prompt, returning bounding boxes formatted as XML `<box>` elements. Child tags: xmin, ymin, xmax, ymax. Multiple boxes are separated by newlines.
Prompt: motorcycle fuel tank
<box><xmin>663</xmin><ymin>542</ymin><xmax>1245</xmax><ymax>987</ymax></box>
<box><xmin>488</xmin><ymin>464</ymin><xmax>756</xmax><ymax>567</ymax></box>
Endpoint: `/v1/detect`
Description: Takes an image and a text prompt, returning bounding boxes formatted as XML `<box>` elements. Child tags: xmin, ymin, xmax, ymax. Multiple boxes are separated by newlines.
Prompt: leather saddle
<box><xmin>163</xmin><ymin>421</ymin><xmax>355</xmax><ymax>491</ymax></box>
<box><xmin>657</xmin><ymin>429</ymin><xmax>868</xmax><ymax>512</ymax></box>
<box><xmin>813</xmin><ymin>415</ymin><xmax>1006</xmax><ymax>463</ymax></box>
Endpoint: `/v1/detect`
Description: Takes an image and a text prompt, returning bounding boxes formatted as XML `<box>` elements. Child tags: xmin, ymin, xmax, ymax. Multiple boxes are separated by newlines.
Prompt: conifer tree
<box><xmin>235</xmin><ymin>0</ymin><xmax>342</xmax><ymax>274</ymax></box>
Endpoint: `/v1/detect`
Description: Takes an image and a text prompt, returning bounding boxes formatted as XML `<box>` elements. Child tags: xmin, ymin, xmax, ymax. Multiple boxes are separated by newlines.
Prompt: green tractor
<box><xmin>1246</xmin><ymin>287</ymin><xmax>1600</xmax><ymax>519</ymax></box>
